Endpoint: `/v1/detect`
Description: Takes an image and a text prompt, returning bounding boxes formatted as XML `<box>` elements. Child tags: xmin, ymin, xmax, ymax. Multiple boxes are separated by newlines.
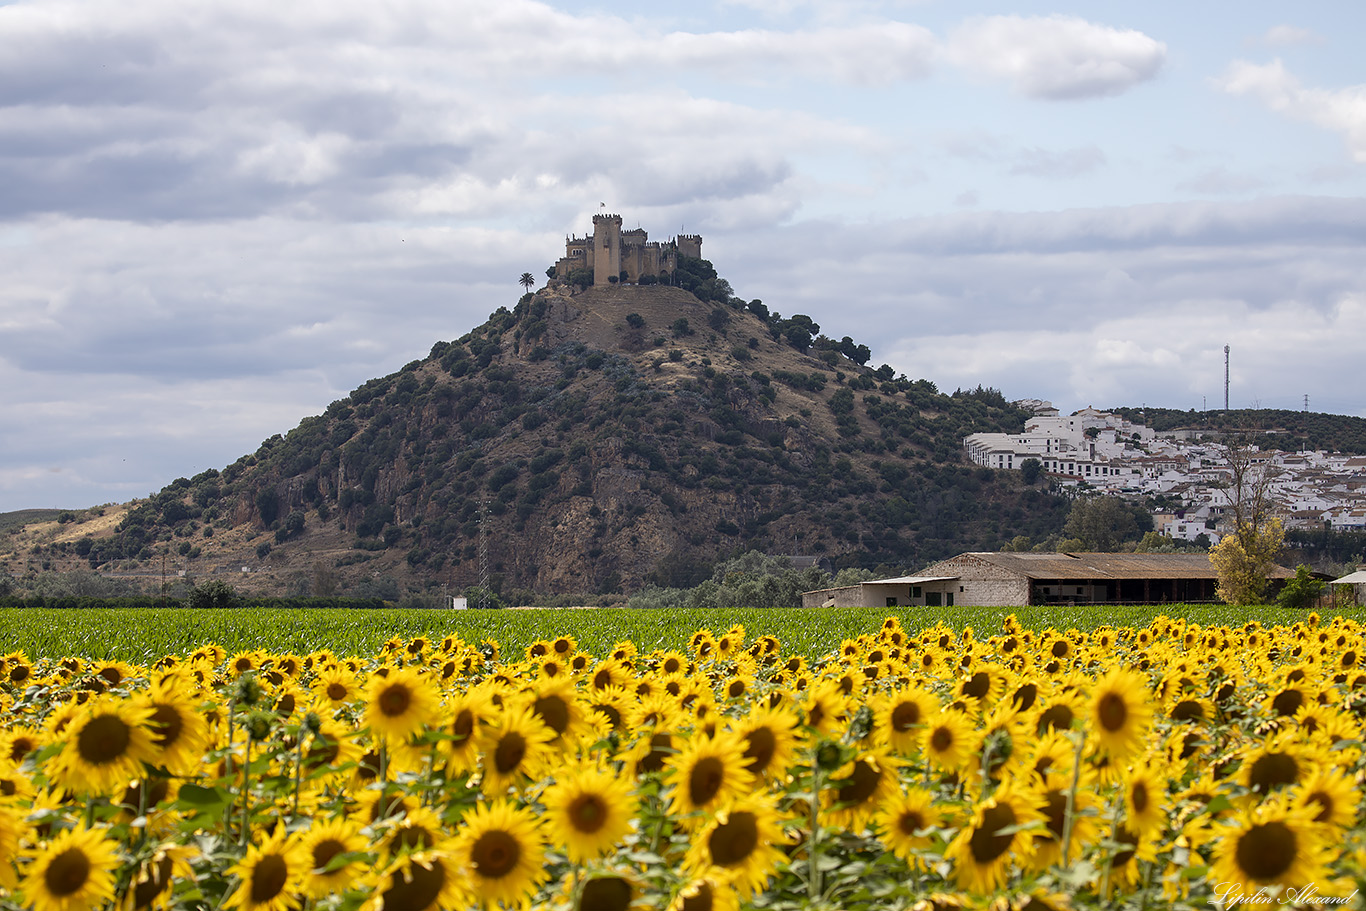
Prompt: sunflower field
<box><xmin>1</xmin><ymin>613</ymin><xmax>1365</xmax><ymax>911</ymax></box>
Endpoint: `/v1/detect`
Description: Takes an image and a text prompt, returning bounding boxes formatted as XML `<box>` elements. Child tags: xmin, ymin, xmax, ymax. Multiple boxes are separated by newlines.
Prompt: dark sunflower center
<box><xmin>898</xmin><ymin>809</ymin><xmax>926</xmax><ymax>836</ymax></box>
<box><xmin>837</xmin><ymin>759</ymin><xmax>881</xmax><ymax>805</ymax></box>
<box><xmin>930</xmin><ymin>727</ymin><xmax>954</xmax><ymax>752</ymax></box>
<box><xmin>1307</xmin><ymin>792</ymin><xmax>1333</xmax><ymax>823</ymax></box>
<box><xmin>45</xmin><ymin>847</ymin><xmax>92</xmax><ymax>897</ymax></box>
<box><xmin>1171</xmin><ymin>700</ymin><xmax>1204</xmax><ymax>722</ymax></box>
<box><xmin>1038</xmin><ymin>705</ymin><xmax>1073</xmax><ymax>733</ymax></box>
<box><xmin>708</xmin><ymin>811</ymin><xmax>759</xmax><ymax>867</ymax></box>
<box><xmin>1112</xmin><ymin>825</ymin><xmax>1138</xmax><ymax>868</ymax></box>
<box><xmin>312</xmin><ymin>838</ymin><xmax>346</xmax><ymax>874</ymax></box>
<box><xmin>327</xmin><ymin>683</ymin><xmax>349</xmax><ymax>701</ymax></box>
<box><xmin>77</xmin><ymin>714</ymin><xmax>132</xmax><ymax>765</ymax></box>
<box><xmin>120</xmin><ymin>777</ymin><xmax>169</xmax><ymax>812</ymax></box>
<box><xmin>472</xmin><ymin>830</ymin><xmax>520</xmax><ymax>879</ymax></box>
<box><xmin>743</xmin><ymin>727</ymin><xmax>776</xmax><ymax>774</ymax></box>
<box><xmin>961</xmin><ymin>672</ymin><xmax>990</xmax><ymax>699</ymax></box>
<box><xmin>593</xmin><ymin>669</ymin><xmax>613</xmax><ymax>690</ymax></box>
<box><xmin>1271</xmin><ymin>689</ymin><xmax>1304</xmax><ymax>717</ymax></box>
<box><xmin>594</xmin><ymin>704</ymin><xmax>623</xmax><ymax>731</ymax></box>
<box><xmin>451</xmin><ymin>710</ymin><xmax>474</xmax><ymax>743</ymax></box>
<box><xmin>394</xmin><ymin>825</ymin><xmax>434</xmax><ymax>852</ymax></box>
<box><xmin>7</xmin><ymin>737</ymin><xmax>35</xmax><ymax>763</ymax></box>
<box><xmin>532</xmin><ymin>695</ymin><xmax>569</xmax><ymax>735</ymax></box>
<box><xmin>1236</xmin><ymin>821</ymin><xmax>1297</xmax><ymax>882</ymax></box>
<box><xmin>1012</xmin><ymin>684</ymin><xmax>1038</xmax><ymax>712</ymax></box>
<box><xmin>968</xmin><ymin>803</ymin><xmax>1017</xmax><ymax>865</ymax></box>
<box><xmin>690</xmin><ymin>757</ymin><xmax>726</xmax><ymax>807</ymax></box>
<box><xmin>378</xmin><ymin>684</ymin><xmax>413</xmax><ymax>717</ymax></box>
<box><xmin>1248</xmin><ymin>753</ymin><xmax>1299</xmax><ymax>792</ymax></box>
<box><xmin>250</xmin><ymin>855</ymin><xmax>289</xmax><ymax>902</ymax></box>
<box><xmin>1097</xmin><ymin>692</ymin><xmax>1127</xmax><ymax>732</ymax></box>
<box><xmin>130</xmin><ymin>858</ymin><xmax>175</xmax><ymax>909</ymax></box>
<box><xmin>568</xmin><ymin>793</ymin><xmax>608</xmax><ymax>833</ymax></box>
<box><xmin>493</xmin><ymin>732</ymin><xmax>527</xmax><ymax>774</ymax></box>
<box><xmin>891</xmin><ymin>702</ymin><xmax>922</xmax><ymax>731</ymax></box>
<box><xmin>384</xmin><ymin>859</ymin><xmax>446</xmax><ymax>911</ymax></box>
<box><xmin>1131</xmin><ymin>782</ymin><xmax>1149</xmax><ymax>813</ymax></box>
<box><xmin>680</xmin><ymin>883</ymin><xmax>715</xmax><ymax>911</ymax></box>
<box><xmin>1041</xmin><ymin>789</ymin><xmax>1067</xmax><ymax>840</ymax></box>
<box><xmin>580</xmin><ymin>876</ymin><xmax>632</xmax><ymax>911</ymax></box>
<box><xmin>638</xmin><ymin>734</ymin><xmax>671</xmax><ymax>774</ymax></box>
<box><xmin>148</xmin><ymin>704</ymin><xmax>184</xmax><ymax>749</ymax></box>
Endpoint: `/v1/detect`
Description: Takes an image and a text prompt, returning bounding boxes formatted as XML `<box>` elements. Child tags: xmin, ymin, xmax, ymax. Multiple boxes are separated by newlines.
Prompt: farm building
<box><xmin>802</xmin><ymin>552</ymin><xmax>1296</xmax><ymax>608</ymax></box>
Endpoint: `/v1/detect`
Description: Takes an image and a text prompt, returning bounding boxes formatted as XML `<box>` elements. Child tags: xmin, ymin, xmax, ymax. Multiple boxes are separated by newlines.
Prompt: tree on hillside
<box><xmin>1063</xmin><ymin>496</ymin><xmax>1150</xmax><ymax>551</ymax></box>
<box><xmin>519</xmin><ymin>272</ymin><xmax>536</xmax><ymax>292</ymax></box>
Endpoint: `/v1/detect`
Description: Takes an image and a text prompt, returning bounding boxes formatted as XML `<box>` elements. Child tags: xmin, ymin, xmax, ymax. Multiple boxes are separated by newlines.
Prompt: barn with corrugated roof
<box><xmin>802</xmin><ymin>552</ymin><xmax>1295</xmax><ymax>608</ymax></box>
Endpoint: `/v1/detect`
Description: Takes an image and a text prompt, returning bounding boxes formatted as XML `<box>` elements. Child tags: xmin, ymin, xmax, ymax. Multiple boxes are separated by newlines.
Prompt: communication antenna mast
<box><xmin>478</xmin><ymin>498</ymin><xmax>490</xmax><ymax>610</ymax></box>
<box><xmin>1224</xmin><ymin>345</ymin><xmax>1230</xmax><ymax>411</ymax></box>
<box><xmin>1304</xmin><ymin>394</ymin><xmax>1309</xmax><ymax>413</ymax></box>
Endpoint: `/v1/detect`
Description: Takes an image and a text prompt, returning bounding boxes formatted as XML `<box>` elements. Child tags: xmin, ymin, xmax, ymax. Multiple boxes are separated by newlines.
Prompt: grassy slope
<box><xmin>5</xmin><ymin>603</ymin><xmax>1360</xmax><ymax>662</ymax></box>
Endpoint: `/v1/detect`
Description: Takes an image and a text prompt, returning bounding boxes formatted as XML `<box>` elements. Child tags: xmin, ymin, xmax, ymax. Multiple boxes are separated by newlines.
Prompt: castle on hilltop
<box><xmin>554</xmin><ymin>215</ymin><xmax>702</xmax><ymax>286</ymax></box>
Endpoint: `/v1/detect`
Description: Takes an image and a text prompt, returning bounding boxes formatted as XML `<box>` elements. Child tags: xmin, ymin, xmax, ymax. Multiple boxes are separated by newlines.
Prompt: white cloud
<box><xmin>947</xmin><ymin>15</ymin><xmax>1166</xmax><ymax>100</ymax></box>
<box><xmin>1257</xmin><ymin>25</ymin><xmax>1324</xmax><ymax>47</ymax></box>
<box><xmin>1218</xmin><ymin>59</ymin><xmax>1366</xmax><ymax>163</ymax></box>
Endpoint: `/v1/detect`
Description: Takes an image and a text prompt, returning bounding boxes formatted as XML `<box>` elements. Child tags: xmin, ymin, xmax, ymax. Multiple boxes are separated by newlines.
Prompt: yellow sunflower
<box><xmin>824</xmin><ymin>748</ymin><xmax>899</xmax><ymax>830</ymax></box>
<box><xmin>1087</xmin><ymin>667</ymin><xmax>1153</xmax><ymax>760</ymax></box>
<box><xmin>311</xmin><ymin>666</ymin><xmax>361</xmax><ymax>710</ymax></box>
<box><xmin>442</xmin><ymin>686</ymin><xmax>497</xmax><ymax>776</ymax></box>
<box><xmin>223</xmin><ymin>828</ymin><xmax>307</xmax><ymax>911</ymax></box>
<box><xmin>667</xmin><ymin>874</ymin><xmax>740</xmax><ymax>911</ymax></box>
<box><xmin>683</xmin><ymin>793</ymin><xmax>788</xmax><ymax>898</ymax></box>
<box><xmin>666</xmin><ymin>733</ymin><xmax>755</xmax><ymax>821</ymax></box>
<box><xmin>369</xmin><ymin>845</ymin><xmax>466</xmax><ymax>911</ymax></box>
<box><xmin>1292</xmin><ymin>765</ymin><xmax>1358</xmax><ymax>830</ymax></box>
<box><xmin>48</xmin><ymin>696</ymin><xmax>158</xmax><ymax>796</ymax></box>
<box><xmin>122</xmin><ymin>843</ymin><xmax>198</xmax><ymax>911</ymax></box>
<box><xmin>451</xmin><ymin>800</ymin><xmax>547</xmax><ymax>910</ymax></box>
<box><xmin>944</xmin><ymin>781</ymin><xmax>1042</xmax><ymax>893</ymax></box>
<box><xmin>574</xmin><ymin>873</ymin><xmax>642</xmax><ymax>911</ymax></box>
<box><xmin>734</xmin><ymin>705</ymin><xmax>800</xmax><ymax>783</ymax></box>
<box><xmin>1210</xmin><ymin>799</ymin><xmax>1332</xmax><ymax>892</ymax></box>
<box><xmin>875</xmin><ymin>786</ymin><xmax>947</xmax><ymax>867</ymax></box>
<box><xmin>135</xmin><ymin>677</ymin><xmax>211</xmax><ymax>775</ymax></box>
<box><xmin>478</xmin><ymin>704</ymin><xmax>556</xmax><ymax>795</ymax></box>
<box><xmin>876</xmin><ymin>688</ymin><xmax>938</xmax><ymax>756</ymax></box>
<box><xmin>297</xmin><ymin>818</ymin><xmax>370</xmax><ymax>899</ymax></box>
<box><xmin>922</xmin><ymin>709</ymin><xmax>977</xmax><ymax>775</ymax></box>
<box><xmin>1122</xmin><ymin>762</ymin><xmax>1168</xmax><ymax>838</ymax></box>
<box><xmin>363</xmin><ymin>667</ymin><xmax>441</xmax><ymax>743</ymax></box>
<box><xmin>21</xmin><ymin>823</ymin><xmax>120</xmax><ymax>911</ymax></box>
<box><xmin>0</xmin><ymin>806</ymin><xmax>20</xmax><ymax>889</ymax></box>
<box><xmin>543</xmin><ymin>764</ymin><xmax>637</xmax><ymax>863</ymax></box>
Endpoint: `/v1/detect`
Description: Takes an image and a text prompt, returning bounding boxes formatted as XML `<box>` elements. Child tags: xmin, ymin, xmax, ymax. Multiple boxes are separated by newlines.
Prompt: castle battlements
<box><xmin>555</xmin><ymin>217</ymin><xmax>701</xmax><ymax>286</ymax></box>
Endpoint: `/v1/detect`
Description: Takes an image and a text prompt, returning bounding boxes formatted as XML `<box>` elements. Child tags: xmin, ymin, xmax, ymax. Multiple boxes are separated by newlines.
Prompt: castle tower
<box><xmin>592</xmin><ymin>214</ymin><xmax>623</xmax><ymax>286</ymax></box>
<box><xmin>676</xmin><ymin>234</ymin><xmax>702</xmax><ymax>260</ymax></box>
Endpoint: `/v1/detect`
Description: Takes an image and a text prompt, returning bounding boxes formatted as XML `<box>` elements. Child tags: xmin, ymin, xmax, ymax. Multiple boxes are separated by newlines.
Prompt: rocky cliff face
<box><xmin>46</xmin><ymin>281</ymin><xmax>1069</xmax><ymax>597</ymax></box>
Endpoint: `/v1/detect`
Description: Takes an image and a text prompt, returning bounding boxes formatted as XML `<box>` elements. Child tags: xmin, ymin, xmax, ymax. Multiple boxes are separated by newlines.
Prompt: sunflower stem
<box><xmin>292</xmin><ymin>727</ymin><xmax>308</xmax><ymax>821</ymax></box>
<box><xmin>809</xmin><ymin>758</ymin><xmax>822</xmax><ymax>902</ymax></box>
<box><xmin>239</xmin><ymin>731</ymin><xmax>253</xmax><ymax>847</ymax></box>
<box><xmin>1059</xmin><ymin>728</ymin><xmax>1086</xmax><ymax>869</ymax></box>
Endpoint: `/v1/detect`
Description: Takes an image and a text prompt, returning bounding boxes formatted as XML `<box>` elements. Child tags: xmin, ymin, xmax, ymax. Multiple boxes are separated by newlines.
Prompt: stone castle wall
<box><xmin>554</xmin><ymin>216</ymin><xmax>700</xmax><ymax>284</ymax></box>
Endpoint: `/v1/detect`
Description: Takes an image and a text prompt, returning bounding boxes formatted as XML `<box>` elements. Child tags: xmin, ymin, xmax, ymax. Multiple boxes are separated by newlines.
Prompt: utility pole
<box><xmin>1224</xmin><ymin>345</ymin><xmax>1230</xmax><ymax>412</ymax></box>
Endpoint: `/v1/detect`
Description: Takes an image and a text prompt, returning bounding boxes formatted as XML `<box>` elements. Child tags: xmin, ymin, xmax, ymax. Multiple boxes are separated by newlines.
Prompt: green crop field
<box><xmin>2</xmin><ymin>603</ymin><xmax>1359</xmax><ymax>661</ymax></box>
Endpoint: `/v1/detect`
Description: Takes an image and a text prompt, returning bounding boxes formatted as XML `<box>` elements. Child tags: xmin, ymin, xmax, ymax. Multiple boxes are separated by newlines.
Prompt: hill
<box><xmin>1109</xmin><ymin>407</ymin><xmax>1366</xmax><ymax>453</ymax></box>
<box><xmin>3</xmin><ymin>276</ymin><xmax>1070</xmax><ymax>599</ymax></box>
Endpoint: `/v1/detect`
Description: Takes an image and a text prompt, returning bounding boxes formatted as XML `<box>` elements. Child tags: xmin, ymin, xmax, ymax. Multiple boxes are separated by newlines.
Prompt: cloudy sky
<box><xmin>3</xmin><ymin>0</ymin><xmax>1365</xmax><ymax>511</ymax></box>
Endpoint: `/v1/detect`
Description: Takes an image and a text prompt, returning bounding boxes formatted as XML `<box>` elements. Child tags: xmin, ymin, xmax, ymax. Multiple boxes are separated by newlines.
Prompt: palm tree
<box><xmin>519</xmin><ymin>272</ymin><xmax>536</xmax><ymax>292</ymax></box>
